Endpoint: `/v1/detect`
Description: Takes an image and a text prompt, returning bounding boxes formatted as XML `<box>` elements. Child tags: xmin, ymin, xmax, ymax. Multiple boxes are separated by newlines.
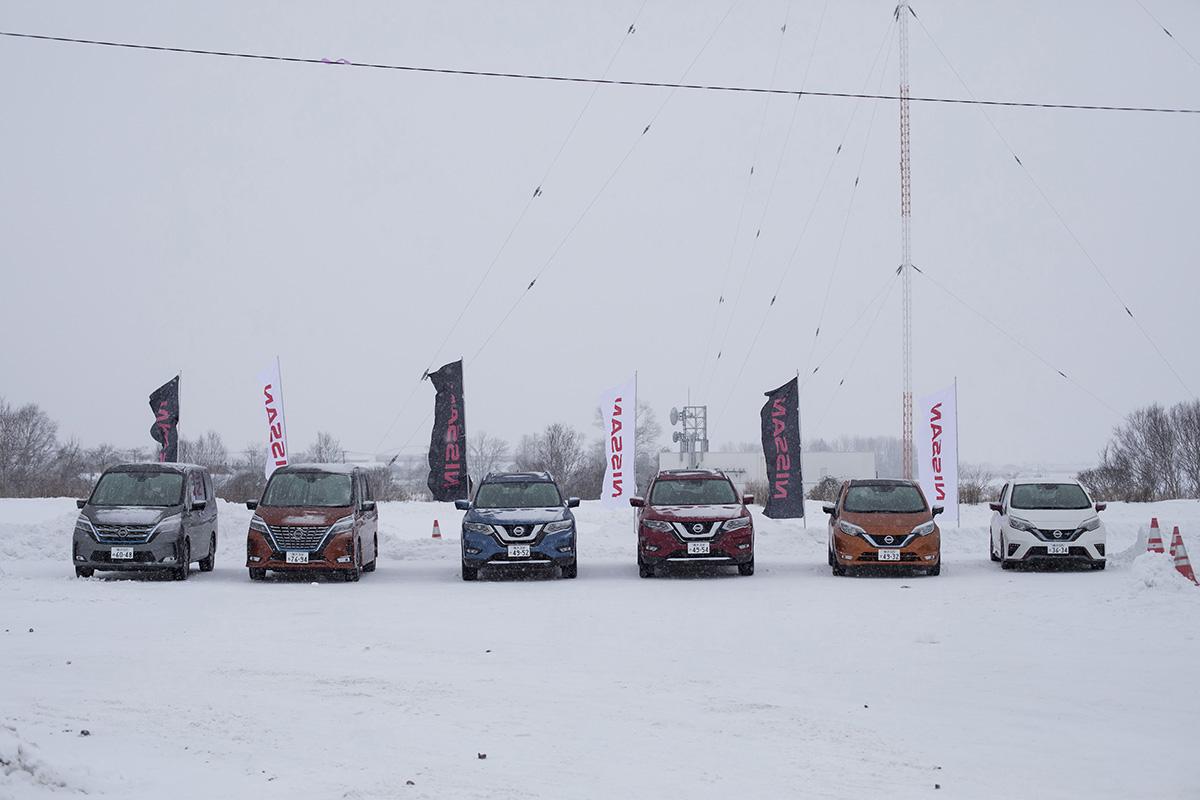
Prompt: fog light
<box><xmin>840</xmin><ymin>554</ymin><xmax>853</xmax><ymax>561</ymax></box>
<box><xmin>336</xmin><ymin>555</ymin><xmax>352</xmax><ymax>564</ymax></box>
<box><xmin>736</xmin><ymin>543</ymin><xmax>751</xmax><ymax>550</ymax></box>
<box><xmin>249</xmin><ymin>555</ymin><xmax>262</xmax><ymax>562</ymax></box>
<box><xmin>465</xmin><ymin>547</ymin><xmax>481</xmax><ymax>555</ymax></box>
<box><xmin>923</xmin><ymin>554</ymin><xmax>936</xmax><ymax>561</ymax></box>
<box><xmin>162</xmin><ymin>556</ymin><xmax>177</xmax><ymax>563</ymax></box>
<box><xmin>644</xmin><ymin>544</ymin><xmax>660</xmax><ymax>553</ymax></box>
<box><xmin>556</xmin><ymin>545</ymin><xmax>574</xmax><ymax>553</ymax></box>
<box><xmin>75</xmin><ymin>555</ymin><xmax>85</xmax><ymax>562</ymax></box>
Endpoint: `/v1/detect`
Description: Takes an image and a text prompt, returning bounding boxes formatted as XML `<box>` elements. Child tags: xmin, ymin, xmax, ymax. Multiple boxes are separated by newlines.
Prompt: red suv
<box><xmin>630</xmin><ymin>470</ymin><xmax>755</xmax><ymax>578</ymax></box>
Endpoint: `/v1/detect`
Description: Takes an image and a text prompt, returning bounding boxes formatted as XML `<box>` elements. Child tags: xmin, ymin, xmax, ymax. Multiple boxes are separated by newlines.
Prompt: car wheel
<box><xmin>462</xmin><ymin>562</ymin><xmax>479</xmax><ymax>581</ymax></box>
<box><xmin>363</xmin><ymin>534</ymin><xmax>378</xmax><ymax>573</ymax></box>
<box><xmin>927</xmin><ymin>563</ymin><xmax>941</xmax><ymax>576</ymax></box>
<box><xmin>638</xmin><ymin>558</ymin><xmax>654</xmax><ymax>579</ymax></box>
<box><xmin>831</xmin><ymin>549</ymin><xmax>846</xmax><ymax>576</ymax></box>
<box><xmin>738</xmin><ymin>558</ymin><xmax>755</xmax><ymax>576</ymax></box>
<box><xmin>248</xmin><ymin>568</ymin><xmax>266</xmax><ymax>581</ymax></box>
<box><xmin>198</xmin><ymin>534</ymin><xmax>216</xmax><ymax>572</ymax></box>
<box><xmin>989</xmin><ymin>531</ymin><xmax>1000</xmax><ymax>562</ymax></box>
<box><xmin>75</xmin><ymin>566</ymin><xmax>94</xmax><ymax>578</ymax></box>
<box><xmin>1001</xmin><ymin>558</ymin><xmax>1015</xmax><ymax>571</ymax></box>
<box><xmin>174</xmin><ymin>541</ymin><xmax>190</xmax><ymax>581</ymax></box>
<box><xmin>342</xmin><ymin>546</ymin><xmax>362</xmax><ymax>582</ymax></box>
<box><xmin>1092</xmin><ymin>560</ymin><xmax>1107</xmax><ymax>571</ymax></box>
<box><xmin>561</xmin><ymin>561</ymin><xmax>578</xmax><ymax>579</ymax></box>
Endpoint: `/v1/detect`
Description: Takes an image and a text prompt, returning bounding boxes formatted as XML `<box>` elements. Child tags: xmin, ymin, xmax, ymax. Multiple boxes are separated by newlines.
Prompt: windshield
<box><xmin>262</xmin><ymin>472</ymin><xmax>353</xmax><ymax>507</ymax></box>
<box><xmin>844</xmin><ymin>484</ymin><xmax>927</xmax><ymax>514</ymax></box>
<box><xmin>474</xmin><ymin>481</ymin><xmax>562</xmax><ymax>509</ymax></box>
<box><xmin>90</xmin><ymin>471</ymin><xmax>184</xmax><ymax>507</ymax></box>
<box><xmin>650</xmin><ymin>478</ymin><xmax>738</xmax><ymax>506</ymax></box>
<box><xmin>1011</xmin><ymin>483</ymin><xmax>1091</xmax><ymax>510</ymax></box>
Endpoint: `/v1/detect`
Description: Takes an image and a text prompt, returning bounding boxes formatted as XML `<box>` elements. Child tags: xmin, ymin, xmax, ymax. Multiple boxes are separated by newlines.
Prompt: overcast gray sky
<box><xmin>1</xmin><ymin>0</ymin><xmax>1197</xmax><ymax>468</ymax></box>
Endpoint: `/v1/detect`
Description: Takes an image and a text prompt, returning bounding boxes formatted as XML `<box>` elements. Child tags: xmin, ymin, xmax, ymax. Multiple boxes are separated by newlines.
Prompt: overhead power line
<box><xmin>3</xmin><ymin>30</ymin><xmax>1200</xmax><ymax>114</ymax></box>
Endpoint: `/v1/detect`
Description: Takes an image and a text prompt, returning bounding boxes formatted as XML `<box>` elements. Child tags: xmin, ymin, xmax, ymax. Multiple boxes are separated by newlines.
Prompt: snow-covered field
<box><xmin>2</xmin><ymin>498</ymin><xmax>1198</xmax><ymax>799</ymax></box>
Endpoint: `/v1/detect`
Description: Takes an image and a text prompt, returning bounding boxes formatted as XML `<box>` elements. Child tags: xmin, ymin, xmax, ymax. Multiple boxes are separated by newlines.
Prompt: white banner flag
<box><xmin>599</xmin><ymin>376</ymin><xmax>637</xmax><ymax>508</ymax></box>
<box><xmin>258</xmin><ymin>357</ymin><xmax>290</xmax><ymax>479</ymax></box>
<box><xmin>915</xmin><ymin>384</ymin><xmax>959</xmax><ymax>526</ymax></box>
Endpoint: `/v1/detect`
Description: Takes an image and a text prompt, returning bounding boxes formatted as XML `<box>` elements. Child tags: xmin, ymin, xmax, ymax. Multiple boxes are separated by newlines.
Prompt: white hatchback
<box><xmin>989</xmin><ymin>479</ymin><xmax>1107</xmax><ymax>570</ymax></box>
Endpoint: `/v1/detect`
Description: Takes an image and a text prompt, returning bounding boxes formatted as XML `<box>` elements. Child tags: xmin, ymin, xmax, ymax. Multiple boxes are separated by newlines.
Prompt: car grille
<box><xmin>268</xmin><ymin>525</ymin><xmax>330</xmax><ymax>552</ymax></box>
<box><xmin>862</xmin><ymin>533</ymin><xmax>915</xmax><ymax>548</ymax></box>
<box><xmin>857</xmin><ymin>551</ymin><xmax>923</xmax><ymax>562</ymax></box>
<box><xmin>93</xmin><ymin>524</ymin><xmax>156</xmax><ymax>544</ymax></box>
<box><xmin>672</xmin><ymin>521</ymin><xmax>722</xmax><ymax>538</ymax></box>
<box><xmin>1036</xmin><ymin>528</ymin><xmax>1083</xmax><ymax>542</ymax></box>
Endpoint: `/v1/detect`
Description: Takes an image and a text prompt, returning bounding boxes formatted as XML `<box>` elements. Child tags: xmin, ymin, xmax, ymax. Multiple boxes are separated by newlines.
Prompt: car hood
<box><xmin>646</xmin><ymin>504</ymin><xmax>744</xmax><ymax>522</ymax></box>
<box><xmin>256</xmin><ymin>506</ymin><xmax>353</xmax><ymax>527</ymax></box>
<box><xmin>466</xmin><ymin>507</ymin><xmax>569</xmax><ymax>525</ymax></box>
<box><xmin>1007</xmin><ymin>508</ymin><xmax>1097</xmax><ymax>528</ymax></box>
<box><xmin>86</xmin><ymin>506</ymin><xmax>178</xmax><ymax>526</ymax></box>
<box><xmin>838</xmin><ymin>510</ymin><xmax>933</xmax><ymax>535</ymax></box>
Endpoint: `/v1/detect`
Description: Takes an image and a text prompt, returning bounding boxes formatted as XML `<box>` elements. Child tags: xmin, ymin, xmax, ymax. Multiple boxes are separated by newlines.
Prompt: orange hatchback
<box><xmin>825</xmin><ymin>479</ymin><xmax>943</xmax><ymax>576</ymax></box>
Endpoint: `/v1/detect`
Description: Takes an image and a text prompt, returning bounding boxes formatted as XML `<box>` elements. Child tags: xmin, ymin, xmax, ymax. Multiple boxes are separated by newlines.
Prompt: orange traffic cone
<box><xmin>1147</xmin><ymin>518</ymin><xmax>1165</xmax><ymax>554</ymax></box>
<box><xmin>432</xmin><ymin>519</ymin><xmax>442</xmax><ymax>539</ymax></box>
<box><xmin>1169</xmin><ymin>526</ymin><xmax>1197</xmax><ymax>585</ymax></box>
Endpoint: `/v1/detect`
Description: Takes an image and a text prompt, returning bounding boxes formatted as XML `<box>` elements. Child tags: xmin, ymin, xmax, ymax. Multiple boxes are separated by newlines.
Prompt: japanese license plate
<box><xmin>110</xmin><ymin>547</ymin><xmax>134</xmax><ymax>560</ymax></box>
<box><xmin>1047</xmin><ymin>543</ymin><xmax>1069</xmax><ymax>555</ymax></box>
<box><xmin>687</xmin><ymin>541</ymin><xmax>710</xmax><ymax>555</ymax></box>
<box><xmin>878</xmin><ymin>549</ymin><xmax>901</xmax><ymax>561</ymax></box>
<box><xmin>285</xmin><ymin>551</ymin><xmax>309</xmax><ymax>564</ymax></box>
<box><xmin>507</xmin><ymin>545</ymin><xmax>531</xmax><ymax>558</ymax></box>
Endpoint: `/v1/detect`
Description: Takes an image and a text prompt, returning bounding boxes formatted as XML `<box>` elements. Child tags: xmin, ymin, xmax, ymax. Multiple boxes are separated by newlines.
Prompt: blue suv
<box><xmin>455</xmin><ymin>472</ymin><xmax>579</xmax><ymax>581</ymax></box>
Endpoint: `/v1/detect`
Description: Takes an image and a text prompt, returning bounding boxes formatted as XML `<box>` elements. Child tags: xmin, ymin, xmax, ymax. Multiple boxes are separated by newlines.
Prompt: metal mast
<box><xmin>897</xmin><ymin>1</ymin><xmax>914</xmax><ymax>479</ymax></box>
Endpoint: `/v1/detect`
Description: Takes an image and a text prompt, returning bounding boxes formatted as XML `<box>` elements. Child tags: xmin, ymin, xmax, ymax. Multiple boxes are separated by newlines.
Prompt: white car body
<box><xmin>988</xmin><ymin>478</ymin><xmax>1107</xmax><ymax>569</ymax></box>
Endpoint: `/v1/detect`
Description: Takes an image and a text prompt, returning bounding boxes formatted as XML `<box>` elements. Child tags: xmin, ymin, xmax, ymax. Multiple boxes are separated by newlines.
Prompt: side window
<box><xmin>999</xmin><ymin>483</ymin><xmax>1010</xmax><ymax>508</ymax></box>
<box><xmin>204</xmin><ymin>471</ymin><xmax>214</xmax><ymax>501</ymax></box>
<box><xmin>363</xmin><ymin>474</ymin><xmax>373</xmax><ymax>503</ymax></box>
<box><xmin>189</xmin><ymin>472</ymin><xmax>205</xmax><ymax>505</ymax></box>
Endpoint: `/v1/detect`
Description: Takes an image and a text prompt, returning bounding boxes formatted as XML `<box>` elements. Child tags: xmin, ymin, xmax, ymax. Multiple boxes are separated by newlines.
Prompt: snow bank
<box><xmin>1129</xmin><ymin>551</ymin><xmax>1199</xmax><ymax>594</ymax></box>
<box><xmin>0</xmin><ymin>725</ymin><xmax>73</xmax><ymax>794</ymax></box>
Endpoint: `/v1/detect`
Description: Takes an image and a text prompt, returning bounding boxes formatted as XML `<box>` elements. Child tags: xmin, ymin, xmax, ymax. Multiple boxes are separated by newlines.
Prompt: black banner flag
<box><xmin>760</xmin><ymin>377</ymin><xmax>804</xmax><ymax>519</ymax></box>
<box><xmin>426</xmin><ymin>360</ymin><xmax>468</xmax><ymax>502</ymax></box>
<box><xmin>149</xmin><ymin>375</ymin><xmax>181</xmax><ymax>463</ymax></box>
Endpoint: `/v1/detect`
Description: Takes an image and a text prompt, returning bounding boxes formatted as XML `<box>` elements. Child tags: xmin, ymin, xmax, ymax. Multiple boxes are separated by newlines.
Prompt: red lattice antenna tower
<box><xmin>897</xmin><ymin>1</ymin><xmax>914</xmax><ymax>479</ymax></box>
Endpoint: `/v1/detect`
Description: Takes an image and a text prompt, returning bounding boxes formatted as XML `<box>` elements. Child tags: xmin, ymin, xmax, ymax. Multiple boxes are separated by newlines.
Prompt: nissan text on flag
<box><xmin>989</xmin><ymin>478</ymin><xmax>1107</xmax><ymax>570</ymax></box>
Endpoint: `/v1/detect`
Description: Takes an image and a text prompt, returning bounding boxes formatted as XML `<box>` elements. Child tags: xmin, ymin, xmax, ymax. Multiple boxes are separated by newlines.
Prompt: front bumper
<box><xmin>833</xmin><ymin>530</ymin><xmax>941</xmax><ymax>567</ymax></box>
<box><xmin>461</xmin><ymin>529</ymin><xmax>576</xmax><ymax>568</ymax></box>
<box><xmin>245</xmin><ymin>530</ymin><xmax>359</xmax><ymax>571</ymax></box>
<box><xmin>73</xmin><ymin>531</ymin><xmax>183</xmax><ymax>570</ymax></box>
<box><xmin>638</xmin><ymin>525</ymin><xmax>754</xmax><ymax>566</ymax></box>
<box><xmin>1002</xmin><ymin>526</ymin><xmax>1105</xmax><ymax>564</ymax></box>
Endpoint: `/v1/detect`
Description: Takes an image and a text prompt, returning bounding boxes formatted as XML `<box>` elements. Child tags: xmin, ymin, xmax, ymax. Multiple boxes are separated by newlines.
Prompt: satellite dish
<box><xmin>672</xmin><ymin>431</ymin><xmax>682</xmax><ymax>443</ymax></box>
<box><xmin>670</xmin><ymin>407</ymin><xmax>679</xmax><ymax>426</ymax></box>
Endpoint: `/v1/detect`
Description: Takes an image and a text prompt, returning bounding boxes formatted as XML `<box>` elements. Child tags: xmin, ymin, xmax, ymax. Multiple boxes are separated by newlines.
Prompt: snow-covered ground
<box><xmin>2</xmin><ymin>498</ymin><xmax>1198</xmax><ymax>799</ymax></box>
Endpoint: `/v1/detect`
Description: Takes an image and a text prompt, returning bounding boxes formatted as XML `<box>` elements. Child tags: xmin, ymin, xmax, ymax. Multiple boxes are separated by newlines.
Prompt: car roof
<box><xmin>483</xmin><ymin>471</ymin><xmax>554</xmax><ymax>483</ymax></box>
<box><xmin>655</xmin><ymin>469</ymin><xmax>728</xmax><ymax>481</ymax></box>
<box><xmin>105</xmin><ymin>462</ymin><xmax>202</xmax><ymax>474</ymax></box>
<box><xmin>274</xmin><ymin>463</ymin><xmax>359</xmax><ymax>475</ymax></box>
<box><xmin>847</xmin><ymin>478</ymin><xmax>918</xmax><ymax>488</ymax></box>
<box><xmin>1008</xmin><ymin>477</ymin><xmax>1084</xmax><ymax>486</ymax></box>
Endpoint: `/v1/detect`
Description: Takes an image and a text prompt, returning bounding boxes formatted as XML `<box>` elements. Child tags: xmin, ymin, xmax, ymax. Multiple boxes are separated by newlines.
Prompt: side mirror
<box><xmin>1095</xmin><ymin>503</ymin><xmax>1107</xmax><ymax>512</ymax></box>
<box><xmin>742</xmin><ymin>494</ymin><xmax>755</xmax><ymax>505</ymax></box>
<box><xmin>629</xmin><ymin>497</ymin><xmax>645</xmax><ymax>508</ymax></box>
<box><xmin>931</xmin><ymin>505</ymin><xmax>944</xmax><ymax>517</ymax></box>
<box><xmin>454</xmin><ymin>499</ymin><xmax>471</xmax><ymax>511</ymax></box>
<box><xmin>822</xmin><ymin>504</ymin><xmax>836</xmax><ymax>516</ymax></box>
<box><xmin>191</xmin><ymin>500</ymin><xmax>207</xmax><ymax>512</ymax></box>
<box><xmin>567</xmin><ymin>497</ymin><xmax>580</xmax><ymax>508</ymax></box>
<box><xmin>76</xmin><ymin>499</ymin><xmax>87</xmax><ymax>509</ymax></box>
<box><xmin>245</xmin><ymin>500</ymin><xmax>259</xmax><ymax>511</ymax></box>
<box><xmin>361</xmin><ymin>501</ymin><xmax>377</xmax><ymax>513</ymax></box>
<box><xmin>988</xmin><ymin>502</ymin><xmax>1003</xmax><ymax>513</ymax></box>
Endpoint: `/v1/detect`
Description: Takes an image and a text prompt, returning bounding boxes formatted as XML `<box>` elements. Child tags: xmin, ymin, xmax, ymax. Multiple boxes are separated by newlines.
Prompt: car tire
<box><xmin>363</xmin><ymin>534</ymin><xmax>378</xmax><ymax>573</ymax></box>
<box><xmin>462</xmin><ymin>562</ymin><xmax>479</xmax><ymax>581</ymax></box>
<box><xmin>561</xmin><ymin>561</ymin><xmax>578</xmax><ymax>579</ymax></box>
<box><xmin>174</xmin><ymin>541</ymin><xmax>190</xmax><ymax>581</ymax></box>
<box><xmin>989</xmin><ymin>532</ymin><xmax>1000</xmax><ymax>562</ymax></box>
<box><xmin>1092</xmin><ymin>560</ymin><xmax>1107</xmax><ymax>571</ymax></box>
<box><xmin>831</xmin><ymin>549</ymin><xmax>846</xmax><ymax>576</ymax></box>
<box><xmin>927</xmin><ymin>563</ymin><xmax>941</xmax><ymax>576</ymax></box>
<box><xmin>75</xmin><ymin>566</ymin><xmax>93</xmax><ymax>578</ymax></box>
<box><xmin>638</xmin><ymin>559</ymin><xmax>654</xmax><ymax>579</ymax></box>
<box><xmin>248</xmin><ymin>568</ymin><xmax>266</xmax><ymax>581</ymax></box>
<box><xmin>198</xmin><ymin>534</ymin><xmax>216</xmax><ymax>572</ymax></box>
<box><xmin>738</xmin><ymin>558</ymin><xmax>755</xmax><ymax>576</ymax></box>
<box><xmin>1001</xmin><ymin>558</ymin><xmax>1015</xmax><ymax>571</ymax></box>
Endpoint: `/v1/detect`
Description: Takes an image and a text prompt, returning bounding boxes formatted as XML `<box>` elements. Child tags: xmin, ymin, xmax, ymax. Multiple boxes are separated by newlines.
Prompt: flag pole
<box><xmin>954</xmin><ymin>376</ymin><xmax>961</xmax><ymax>528</ymax></box>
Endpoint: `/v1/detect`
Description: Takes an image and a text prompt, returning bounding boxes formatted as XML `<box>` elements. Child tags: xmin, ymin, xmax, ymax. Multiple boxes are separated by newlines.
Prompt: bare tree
<box><xmin>179</xmin><ymin>430</ymin><xmax>229</xmax><ymax>471</ymax></box>
<box><xmin>958</xmin><ymin>463</ymin><xmax>996</xmax><ymax>505</ymax></box>
<box><xmin>807</xmin><ymin>476</ymin><xmax>841</xmax><ymax>502</ymax></box>
<box><xmin>468</xmin><ymin>432</ymin><xmax>511</xmax><ymax>488</ymax></box>
<box><xmin>304</xmin><ymin>431</ymin><xmax>342</xmax><ymax>463</ymax></box>
<box><xmin>514</xmin><ymin>423</ymin><xmax>588</xmax><ymax>497</ymax></box>
<box><xmin>0</xmin><ymin>398</ymin><xmax>60</xmax><ymax>496</ymax></box>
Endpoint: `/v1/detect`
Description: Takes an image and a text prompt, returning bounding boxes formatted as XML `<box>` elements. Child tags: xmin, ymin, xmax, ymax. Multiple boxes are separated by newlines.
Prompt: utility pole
<box><xmin>897</xmin><ymin>0</ymin><xmax>914</xmax><ymax>480</ymax></box>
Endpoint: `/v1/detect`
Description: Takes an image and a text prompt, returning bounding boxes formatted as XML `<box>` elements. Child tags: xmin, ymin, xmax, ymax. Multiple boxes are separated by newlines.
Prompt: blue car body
<box><xmin>458</xmin><ymin>472</ymin><xmax>578</xmax><ymax>580</ymax></box>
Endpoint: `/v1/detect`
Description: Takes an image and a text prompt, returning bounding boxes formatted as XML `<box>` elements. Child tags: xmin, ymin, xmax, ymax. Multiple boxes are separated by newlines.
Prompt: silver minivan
<box><xmin>72</xmin><ymin>463</ymin><xmax>218</xmax><ymax>579</ymax></box>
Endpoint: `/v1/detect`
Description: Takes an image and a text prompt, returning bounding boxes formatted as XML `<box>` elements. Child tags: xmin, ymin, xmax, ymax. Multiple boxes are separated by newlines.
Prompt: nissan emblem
<box><xmin>513</xmin><ymin>526</ymin><xmax>526</xmax><ymax>535</ymax></box>
<box><xmin>692</xmin><ymin>523</ymin><xmax>704</xmax><ymax>533</ymax></box>
<box><xmin>1053</xmin><ymin>530</ymin><xmax>1064</xmax><ymax>539</ymax></box>
<box><xmin>884</xmin><ymin>535</ymin><xmax>895</xmax><ymax>544</ymax></box>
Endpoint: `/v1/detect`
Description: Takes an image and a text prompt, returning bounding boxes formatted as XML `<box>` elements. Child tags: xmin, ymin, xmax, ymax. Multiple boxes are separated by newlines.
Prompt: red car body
<box><xmin>630</xmin><ymin>470</ymin><xmax>755</xmax><ymax>577</ymax></box>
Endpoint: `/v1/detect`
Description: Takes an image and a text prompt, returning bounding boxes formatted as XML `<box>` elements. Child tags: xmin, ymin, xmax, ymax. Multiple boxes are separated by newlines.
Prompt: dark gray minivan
<box><xmin>73</xmin><ymin>463</ymin><xmax>218</xmax><ymax>579</ymax></box>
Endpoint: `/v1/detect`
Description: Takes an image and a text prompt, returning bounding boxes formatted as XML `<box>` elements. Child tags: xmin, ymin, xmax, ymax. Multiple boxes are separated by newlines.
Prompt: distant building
<box><xmin>658</xmin><ymin>450</ymin><xmax>877</xmax><ymax>497</ymax></box>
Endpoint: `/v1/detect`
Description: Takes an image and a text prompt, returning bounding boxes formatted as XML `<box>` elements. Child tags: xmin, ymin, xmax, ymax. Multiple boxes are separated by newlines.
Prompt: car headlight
<box><xmin>328</xmin><ymin>515</ymin><xmax>356</xmax><ymax>536</ymax></box>
<box><xmin>151</xmin><ymin>514</ymin><xmax>183</xmax><ymax>537</ymax></box>
<box><xmin>544</xmin><ymin>519</ymin><xmax>573</xmax><ymax>534</ymax></box>
<box><xmin>1008</xmin><ymin>516</ymin><xmax>1040</xmax><ymax>534</ymax></box>
<box><xmin>249</xmin><ymin>514</ymin><xmax>269</xmax><ymax>534</ymax></box>
<box><xmin>837</xmin><ymin>520</ymin><xmax>866</xmax><ymax>537</ymax></box>
<box><xmin>642</xmin><ymin>519</ymin><xmax>673</xmax><ymax>532</ymax></box>
<box><xmin>722</xmin><ymin>516</ymin><xmax>752</xmax><ymax>532</ymax></box>
<box><xmin>463</xmin><ymin>522</ymin><xmax>493</xmax><ymax>535</ymax></box>
<box><xmin>1078</xmin><ymin>516</ymin><xmax>1101</xmax><ymax>532</ymax></box>
<box><xmin>74</xmin><ymin>515</ymin><xmax>96</xmax><ymax>537</ymax></box>
<box><xmin>911</xmin><ymin>520</ymin><xmax>936</xmax><ymax>536</ymax></box>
